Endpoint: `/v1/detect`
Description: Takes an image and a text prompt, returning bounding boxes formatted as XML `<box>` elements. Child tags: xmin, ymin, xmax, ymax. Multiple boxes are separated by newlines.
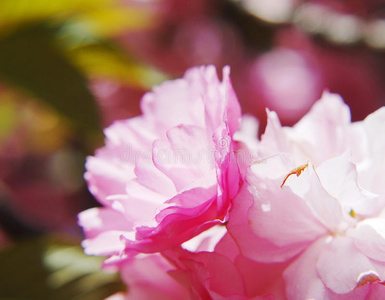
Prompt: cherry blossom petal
<box><xmin>228</xmin><ymin>184</ymin><xmax>321</xmax><ymax>262</ymax></box>
<box><xmin>119</xmin><ymin>254</ymin><xmax>188</xmax><ymax>300</ymax></box>
<box><xmin>287</xmin><ymin>91</ymin><xmax>351</xmax><ymax>164</ymax></box>
<box><xmin>316</xmin><ymin>236</ymin><xmax>380</xmax><ymax>294</ymax></box>
<box><xmin>350</xmin><ymin>218</ymin><xmax>385</xmax><ymax>262</ymax></box>
<box><xmin>316</xmin><ymin>152</ymin><xmax>382</xmax><ymax>217</ymax></box>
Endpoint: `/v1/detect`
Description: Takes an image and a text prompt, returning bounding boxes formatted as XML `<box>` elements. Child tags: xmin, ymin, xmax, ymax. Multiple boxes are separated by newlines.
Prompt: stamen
<box><xmin>281</xmin><ymin>164</ymin><xmax>309</xmax><ymax>188</ymax></box>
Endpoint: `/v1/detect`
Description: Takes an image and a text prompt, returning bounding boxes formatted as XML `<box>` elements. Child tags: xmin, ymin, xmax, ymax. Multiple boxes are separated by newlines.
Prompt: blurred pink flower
<box><xmin>79</xmin><ymin>65</ymin><xmax>243</xmax><ymax>263</ymax></box>
<box><xmin>89</xmin><ymin>78</ymin><xmax>143</xmax><ymax>127</ymax></box>
<box><xmin>275</xmin><ymin>27</ymin><xmax>383</xmax><ymax>123</ymax></box>
<box><xmin>228</xmin><ymin>92</ymin><xmax>385</xmax><ymax>298</ymax></box>
<box><xmin>236</xmin><ymin>47</ymin><xmax>323</xmax><ymax>126</ymax></box>
<box><xmin>120</xmin><ymin>17</ymin><xmax>243</xmax><ymax>77</ymax></box>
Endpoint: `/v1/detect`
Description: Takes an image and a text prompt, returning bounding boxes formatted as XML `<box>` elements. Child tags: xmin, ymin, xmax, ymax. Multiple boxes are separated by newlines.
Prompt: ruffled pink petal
<box><xmin>81</xmin><ymin>230</ymin><xmax>127</xmax><ymax>256</ymax></box>
<box><xmin>140</xmin><ymin>74</ymin><xmax>205</xmax><ymax>131</ymax></box>
<box><xmin>182</xmin><ymin>225</ymin><xmax>227</xmax><ymax>253</ymax></box>
<box><xmin>316</xmin><ymin>153</ymin><xmax>382</xmax><ymax>217</ymax></box>
<box><xmin>85</xmin><ymin>156</ymin><xmax>132</xmax><ymax>205</ymax></box>
<box><xmin>133</xmin><ymin>157</ymin><xmax>177</xmax><ymax>198</ymax></box>
<box><xmin>367</xmin><ymin>283</ymin><xmax>385</xmax><ymax>299</ymax></box>
<box><xmin>316</xmin><ymin>236</ymin><xmax>380</xmax><ymax>294</ymax></box>
<box><xmin>105</xmin><ymin>292</ymin><xmax>125</xmax><ymax>300</ymax></box>
<box><xmin>109</xmin><ymin>193</ymin><xmax>161</xmax><ymax>228</ymax></box>
<box><xmin>78</xmin><ymin>207</ymin><xmax>133</xmax><ymax>256</ymax></box>
<box><xmin>248</xmin><ymin>163</ymin><xmax>328</xmax><ymax>248</ymax></box>
<box><xmin>283</xmin><ymin>237</ymin><xmax>328</xmax><ymax>300</ymax></box>
<box><xmin>121</xmin><ymin>193</ymin><xmax>220</xmax><ymax>254</ymax></box>
<box><xmin>119</xmin><ymin>254</ymin><xmax>188</xmax><ymax>300</ymax></box>
<box><xmin>85</xmin><ymin>117</ymin><xmax>156</xmax><ymax>204</ymax></box>
<box><xmin>234</xmin><ymin>249</ymin><xmax>289</xmax><ymax>298</ymax></box>
<box><xmin>359</xmin><ymin>107</ymin><xmax>385</xmax><ymax>195</ymax></box>
<box><xmin>284</xmin><ymin>162</ymin><xmax>343</xmax><ymax>232</ymax></box>
<box><xmin>258</xmin><ymin>109</ymin><xmax>291</xmax><ymax>157</ymax></box>
<box><xmin>78</xmin><ymin>207</ymin><xmax>132</xmax><ymax>238</ymax></box>
<box><xmin>363</xmin><ymin>107</ymin><xmax>385</xmax><ymax>163</ymax></box>
<box><xmin>164</xmin><ymin>247</ymin><xmax>247</xmax><ymax>299</ymax></box>
<box><xmin>153</xmin><ymin>125</ymin><xmax>215</xmax><ymax>192</ymax></box>
<box><xmin>233</xmin><ymin>114</ymin><xmax>259</xmax><ymax>164</ymax></box>
<box><xmin>288</xmin><ymin>91</ymin><xmax>351</xmax><ymax>164</ymax></box>
<box><xmin>350</xmin><ymin>218</ymin><xmax>385</xmax><ymax>262</ymax></box>
<box><xmin>228</xmin><ymin>184</ymin><xmax>319</xmax><ymax>263</ymax></box>
<box><xmin>221</xmin><ymin>66</ymin><xmax>242</xmax><ymax>136</ymax></box>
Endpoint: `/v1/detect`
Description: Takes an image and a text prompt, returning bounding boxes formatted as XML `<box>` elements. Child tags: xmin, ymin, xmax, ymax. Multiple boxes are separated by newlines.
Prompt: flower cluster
<box><xmin>79</xmin><ymin>66</ymin><xmax>385</xmax><ymax>299</ymax></box>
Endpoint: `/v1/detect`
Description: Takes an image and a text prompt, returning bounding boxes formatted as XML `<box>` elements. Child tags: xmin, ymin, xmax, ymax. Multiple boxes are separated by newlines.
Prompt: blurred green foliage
<box><xmin>0</xmin><ymin>0</ymin><xmax>153</xmax><ymax>35</ymax></box>
<box><xmin>0</xmin><ymin>24</ymin><xmax>102</xmax><ymax>137</ymax></box>
<box><xmin>0</xmin><ymin>236</ymin><xmax>124</xmax><ymax>300</ymax></box>
<box><xmin>0</xmin><ymin>0</ymin><xmax>165</xmax><ymax>145</ymax></box>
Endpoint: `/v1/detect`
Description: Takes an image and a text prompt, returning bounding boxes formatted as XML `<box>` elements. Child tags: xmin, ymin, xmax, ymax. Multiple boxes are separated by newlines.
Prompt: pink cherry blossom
<box><xmin>79</xmin><ymin>65</ymin><xmax>243</xmax><ymax>262</ymax></box>
<box><xmin>228</xmin><ymin>92</ymin><xmax>385</xmax><ymax>298</ymax></box>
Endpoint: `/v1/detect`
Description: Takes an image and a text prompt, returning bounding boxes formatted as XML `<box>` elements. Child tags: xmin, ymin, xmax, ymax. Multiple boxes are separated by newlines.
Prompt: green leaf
<box><xmin>0</xmin><ymin>0</ymin><xmax>153</xmax><ymax>37</ymax></box>
<box><xmin>0</xmin><ymin>23</ymin><xmax>102</xmax><ymax>138</ymax></box>
<box><xmin>65</xmin><ymin>41</ymin><xmax>169</xmax><ymax>89</ymax></box>
<box><xmin>0</xmin><ymin>235</ymin><xmax>124</xmax><ymax>300</ymax></box>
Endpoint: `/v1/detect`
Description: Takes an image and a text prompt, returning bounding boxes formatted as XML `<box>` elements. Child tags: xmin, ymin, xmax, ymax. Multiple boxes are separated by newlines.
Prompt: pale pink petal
<box><xmin>78</xmin><ymin>208</ymin><xmax>132</xmax><ymax>256</ymax></box>
<box><xmin>85</xmin><ymin>156</ymin><xmax>132</xmax><ymax>205</ymax></box>
<box><xmin>250</xmin><ymin>152</ymin><xmax>296</xmax><ymax>181</ymax></box>
<box><xmin>109</xmin><ymin>193</ymin><xmax>161</xmax><ymax>228</ymax></box>
<box><xmin>78</xmin><ymin>207</ymin><xmax>133</xmax><ymax>238</ymax></box>
<box><xmin>140</xmin><ymin>78</ymin><xmax>205</xmax><ymax>131</ymax></box>
<box><xmin>350</xmin><ymin>218</ymin><xmax>385</xmax><ymax>262</ymax></box>
<box><xmin>233</xmin><ymin>114</ymin><xmax>259</xmax><ymax>169</ymax></box>
<box><xmin>284</xmin><ymin>162</ymin><xmax>343</xmax><ymax>232</ymax></box>
<box><xmin>288</xmin><ymin>91</ymin><xmax>351</xmax><ymax>164</ymax></box>
<box><xmin>182</xmin><ymin>225</ymin><xmax>227</xmax><ymax>252</ymax></box>
<box><xmin>81</xmin><ymin>230</ymin><xmax>127</xmax><ymax>256</ymax></box>
<box><xmin>133</xmin><ymin>159</ymin><xmax>177</xmax><ymax>198</ymax></box>
<box><xmin>152</xmin><ymin>125</ymin><xmax>214</xmax><ymax>192</ymax></box>
<box><xmin>214</xmin><ymin>65</ymin><xmax>242</xmax><ymax>136</ymax></box>
<box><xmin>85</xmin><ymin>117</ymin><xmax>155</xmax><ymax>204</ymax></box>
<box><xmin>105</xmin><ymin>292</ymin><xmax>126</xmax><ymax>300</ymax></box>
<box><xmin>258</xmin><ymin>109</ymin><xmax>291</xmax><ymax>157</ymax></box>
<box><xmin>359</xmin><ymin>107</ymin><xmax>385</xmax><ymax>194</ymax></box>
<box><xmin>283</xmin><ymin>237</ymin><xmax>328</xmax><ymax>300</ymax></box>
<box><xmin>316</xmin><ymin>236</ymin><xmax>380</xmax><ymax>294</ymax></box>
<box><xmin>316</xmin><ymin>152</ymin><xmax>382</xmax><ymax>217</ymax></box>
<box><xmin>248</xmin><ymin>163</ymin><xmax>327</xmax><ymax>248</ymax></box>
<box><xmin>119</xmin><ymin>254</ymin><xmax>188</xmax><ymax>300</ymax></box>
<box><xmin>228</xmin><ymin>184</ymin><xmax>321</xmax><ymax>262</ymax></box>
<box><xmin>164</xmin><ymin>248</ymin><xmax>247</xmax><ymax>299</ymax></box>
<box><xmin>363</xmin><ymin>107</ymin><xmax>385</xmax><ymax>163</ymax></box>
